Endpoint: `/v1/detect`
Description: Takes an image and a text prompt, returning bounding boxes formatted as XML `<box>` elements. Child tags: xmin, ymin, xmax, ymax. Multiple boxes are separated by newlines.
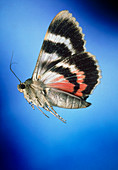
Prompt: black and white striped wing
<box><xmin>32</xmin><ymin>10</ymin><xmax>101</xmax><ymax>98</ymax></box>
<box><xmin>32</xmin><ymin>10</ymin><xmax>85</xmax><ymax>80</ymax></box>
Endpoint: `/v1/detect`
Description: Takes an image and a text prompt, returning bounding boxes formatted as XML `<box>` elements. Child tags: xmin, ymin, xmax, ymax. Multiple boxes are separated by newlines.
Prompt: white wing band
<box><xmin>46</xmin><ymin>32</ymin><xmax>76</xmax><ymax>55</ymax></box>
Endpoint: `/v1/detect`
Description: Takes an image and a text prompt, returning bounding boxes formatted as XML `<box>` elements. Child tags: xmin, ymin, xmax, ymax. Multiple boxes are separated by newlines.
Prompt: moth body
<box><xmin>11</xmin><ymin>10</ymin><xmax>101</xmax><ymax>123</ymax></box>
<box><xmin>17</xmin><ymin>78</ymin><xmax>90</xmax><ymax>111</ymax></box>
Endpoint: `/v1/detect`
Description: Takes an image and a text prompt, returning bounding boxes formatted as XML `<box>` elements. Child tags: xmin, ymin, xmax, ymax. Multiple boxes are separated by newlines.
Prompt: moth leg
<box><xmin>42</xmin><ymin>95</ymin><xmax>66</xmax><ymax>123</ymax></box>
<box><xmin>50</xmin><ymin>106</ymin><xmax>66</xmax><ymax>123</ymax></box>
<box><xmin>37</xmin><ymin>106</ymin><xmax>49</xmax><ymax>118</ymax></box>
<box><xmin>43</xmin><ymin>106</ymin><xmax>57</xmax><ymax>118</ymax></box>
<box><xmin>45</xmin><ymin>106</ymin><xmax>66</xmax><ymax>123</ymax></box>
<box><xmin>29</xmin><ymin>102</ymin><xmax>35</xmax><ymax>110</ymax></box>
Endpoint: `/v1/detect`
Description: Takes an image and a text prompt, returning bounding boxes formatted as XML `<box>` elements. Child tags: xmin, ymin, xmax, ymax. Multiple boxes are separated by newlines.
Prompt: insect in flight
<box><xmin>10</xmin><ymin>10</ymin><xmax>101</xmax><ymax>123</ymax></box>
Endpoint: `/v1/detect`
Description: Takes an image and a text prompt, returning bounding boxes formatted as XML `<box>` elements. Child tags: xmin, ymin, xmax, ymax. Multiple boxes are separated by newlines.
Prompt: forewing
<box><xmin>32</xmin><ymin>10</ymin><xmax>85</xmax><ymax>81</ymax></box>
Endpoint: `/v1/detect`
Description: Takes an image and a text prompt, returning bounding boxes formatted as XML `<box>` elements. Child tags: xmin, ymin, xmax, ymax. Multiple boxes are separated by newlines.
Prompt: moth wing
<box><xmin>32</xmin><ymin>10</ymin><xmax>86</xmax><ymax>81</ymax></box>
<box><xmin>32</xmin><ymin>10</ymin><xmax>101</xmax><ymax>98</ymax></box>
<box><xmin>41</xmin><ymin>52</ymin><xmax>101</xmax><ymax>98</ymax></box>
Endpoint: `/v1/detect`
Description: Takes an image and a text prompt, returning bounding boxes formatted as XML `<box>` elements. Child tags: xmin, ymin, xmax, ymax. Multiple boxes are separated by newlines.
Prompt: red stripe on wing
<box><xmin>74</xmin><ymin>83</ymin><xmax>87</xmax><ymax>97</ymax></box>
<box><xmin>48</xmin><ymin>82</ymin><xmax>88</xmax><ymax>98</ymax></box>
<box><xmin>47</xmin><ymin>71</ymin><xmax>88</xmax><ymax>97</ymax></box>
<box><xmin>48</xmin><ymin>81</ymin><xmax>75</xmax><ymax>93</ymax></box>
<box><xmin>48</xmin><ymin>81</ymin><xmax>87</xmax><ymax>97</ymax></box>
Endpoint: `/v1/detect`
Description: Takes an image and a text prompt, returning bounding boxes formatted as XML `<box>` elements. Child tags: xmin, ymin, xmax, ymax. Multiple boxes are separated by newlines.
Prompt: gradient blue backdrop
<box><xmin>0</xmin><ymin>0</ymin><xmax>118</xmax><ymax>170</ymax></box>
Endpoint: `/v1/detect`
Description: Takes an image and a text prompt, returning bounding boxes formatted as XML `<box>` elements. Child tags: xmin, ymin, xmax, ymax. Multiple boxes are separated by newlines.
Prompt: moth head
<box><xmin>17</xmin><ymin>79</ymin><xmax>32</xmax><ymax>93</ymax></box>
<box><xmin>17</xmin><ymin>83</ymin><xmax>26</xmax><ymax>93</ymax></box>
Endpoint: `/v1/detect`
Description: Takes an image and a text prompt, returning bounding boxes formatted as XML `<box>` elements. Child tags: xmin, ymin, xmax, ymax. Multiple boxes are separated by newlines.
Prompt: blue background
<box><xmin>0</xmin><ymin>0</ymin><xmax>118</xmax><ymax>169</ymax></box>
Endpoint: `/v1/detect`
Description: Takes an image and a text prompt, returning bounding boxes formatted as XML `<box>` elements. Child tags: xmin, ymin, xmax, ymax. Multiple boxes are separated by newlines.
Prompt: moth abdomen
<box><xmin>47</xmin><ymin>88</ymin><xmax>91</xmax><ymax>109</ymax></box>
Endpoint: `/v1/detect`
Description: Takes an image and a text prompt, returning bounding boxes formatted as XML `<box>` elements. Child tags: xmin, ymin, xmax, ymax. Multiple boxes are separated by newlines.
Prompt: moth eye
<box><xmin>20</xmin><ymin>84</ymin><xmax>26</xmax><ymax>89</ymax></box>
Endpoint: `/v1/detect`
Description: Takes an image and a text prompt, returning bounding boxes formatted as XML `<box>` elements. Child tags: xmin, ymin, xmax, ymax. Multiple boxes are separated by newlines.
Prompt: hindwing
<box><xmin>41</xmin><ymin>52</ymin><xmax>101</xmax><ymax>98</ymax></box>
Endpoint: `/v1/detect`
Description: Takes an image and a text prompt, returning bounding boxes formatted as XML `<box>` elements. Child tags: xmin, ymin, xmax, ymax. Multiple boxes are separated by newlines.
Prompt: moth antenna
<box><xmin>10</xmin><ymin>52</ymin><xmax>21</xmax><ymax>83</ymax></box>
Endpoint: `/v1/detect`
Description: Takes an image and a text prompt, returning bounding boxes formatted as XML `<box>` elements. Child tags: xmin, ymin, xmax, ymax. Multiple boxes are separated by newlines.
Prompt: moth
<box><xmin>10</xmin><ymin>10</ymin><xmax>101</xmax><ymax>123</ymax></box>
